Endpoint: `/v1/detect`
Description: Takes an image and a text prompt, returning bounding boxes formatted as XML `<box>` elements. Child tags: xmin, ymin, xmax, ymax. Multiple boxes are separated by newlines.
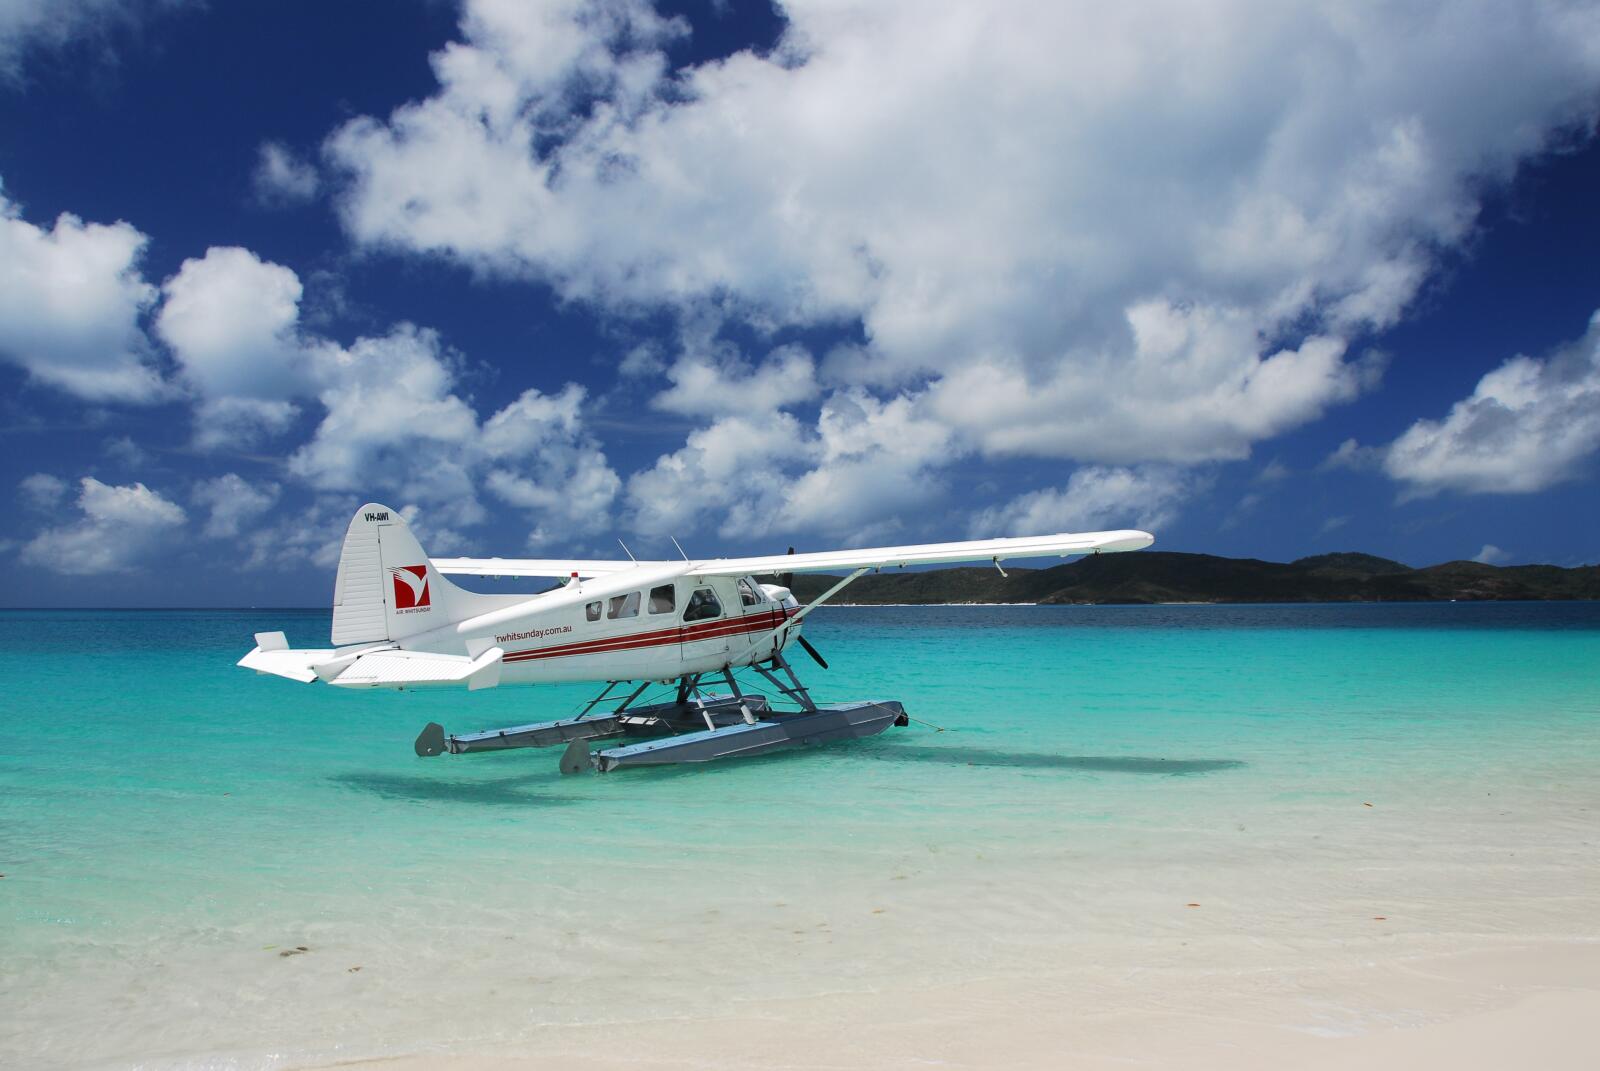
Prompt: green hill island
<box><xmin>781</xmin><ymin>552</ymin><xmax>1600</xmax><ymax>605</ymax></box>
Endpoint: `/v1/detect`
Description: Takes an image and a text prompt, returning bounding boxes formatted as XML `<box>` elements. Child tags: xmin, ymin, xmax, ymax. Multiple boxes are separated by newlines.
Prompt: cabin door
<box><xmin>730</xmin><ymin>576</ymin><xmax>778</xmax><ymax>663</ymax></box>
<box><xmin>679</xmin><ymin>579</ymin><xmax>731</xmax><ymax>666</ymax></box>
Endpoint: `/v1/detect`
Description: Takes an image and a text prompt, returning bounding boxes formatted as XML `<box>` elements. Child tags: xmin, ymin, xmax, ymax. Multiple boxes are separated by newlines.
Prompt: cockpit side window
<box><xmin>737</xmin><ymin>578</ymin><xmax>762</xmax><ymax>607</ymax></box>
<box><xmin>683</xmin><ymin>587</ymin><xmax>722</xmax><ymax>622</ymax></box>
<box><xmin>585</xmin><ymin>600</ymin><xmax>602</xmax><ymax>622</ymax></box>
<box><xmin>607</xmin><ymin>591</ymin><xmax>641</xmax><ymax>620</ymax></box>
<box><xmin>648</xmin><ymin>584</ymin><xmax>675</xmax><ymax>614</ymax></box>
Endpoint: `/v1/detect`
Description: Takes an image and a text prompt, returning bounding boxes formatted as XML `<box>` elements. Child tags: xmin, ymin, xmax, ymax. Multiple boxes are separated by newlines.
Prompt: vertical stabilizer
<box><xmin>330</xmin><ymin>503</ymin><xmax>495</xmax><ymax>647</ymax></box>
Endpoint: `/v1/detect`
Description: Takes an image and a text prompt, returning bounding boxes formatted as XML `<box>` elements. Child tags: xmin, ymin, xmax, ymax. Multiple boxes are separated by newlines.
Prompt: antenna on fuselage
<box><xmin>669</xmin><ymin>535</ymin><xmax>689</xmax><ymax>562</ymax></box>
<box><xmin>618</xmin><ymin>538</ymin><xmax>637</xmax><ymax>563</ymax></box>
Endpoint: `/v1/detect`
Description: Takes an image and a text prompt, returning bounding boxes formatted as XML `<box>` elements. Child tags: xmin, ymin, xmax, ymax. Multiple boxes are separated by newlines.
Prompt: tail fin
<box><xmin>330</xmin><ymin>503</ymin><xmax>494</xmax><ymax>646</ymax></box>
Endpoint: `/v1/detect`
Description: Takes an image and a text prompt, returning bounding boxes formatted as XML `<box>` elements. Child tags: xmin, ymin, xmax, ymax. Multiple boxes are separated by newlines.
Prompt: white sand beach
<box><xmin>334</xmin><ymin>942</ymin><xmax>1599</xmax><ymax>1070</ymax></box>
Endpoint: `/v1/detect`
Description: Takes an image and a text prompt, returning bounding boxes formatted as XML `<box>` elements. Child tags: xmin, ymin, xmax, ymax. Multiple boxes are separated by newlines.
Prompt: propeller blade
<box><xmin>781</xmin><ymin>546</ymin><xmax>795</xmax><ymax>590</ymax></box>
<box><xmin>796</xmin><ymin>634</ymin><xmax>829</xmax><ymax>670</ymax></box>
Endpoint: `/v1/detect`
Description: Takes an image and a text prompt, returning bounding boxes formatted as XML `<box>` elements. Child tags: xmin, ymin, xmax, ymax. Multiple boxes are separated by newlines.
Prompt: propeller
<box><xmin>795</xmin><ymin>633</ymin><xmax>829</xmax><ymax>670</ymax></box>
<box><xmin>775</xmin><ymin>545</ymin><xmax>827</xmax><ymax>668</ymax></box>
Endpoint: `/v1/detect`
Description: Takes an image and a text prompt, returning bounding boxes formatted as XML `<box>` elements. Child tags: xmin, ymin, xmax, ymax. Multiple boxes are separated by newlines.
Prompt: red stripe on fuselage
<box><xmin>504</xmin><ymin>614</ymin><xmax>750</xmax><ymax>660</ymax></box>
<box><xmin>501</xmin><ymin>617</ymin><xmax>766</xmax><ymax>663</ymax></box>
<box><xmin>502</xmin><ymin>620</ymin><xmax>749</xmax><ymax>663</ymax></box>
<box><xmin>501</xmin><ymin>608</ymin><xmax>790</xmax><ymax>664</ymax></box>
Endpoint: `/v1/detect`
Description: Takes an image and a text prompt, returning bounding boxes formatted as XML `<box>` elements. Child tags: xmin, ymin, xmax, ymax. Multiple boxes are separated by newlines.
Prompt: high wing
<box><xmin>433</xmin><ymin>529</ymin><xmax>1152</xmax><ymax>581</ymax></box>
<box><xmin>686</xmin><ymin>529</ymin><xmax>1153</xmax><ymax>577</ymax></box>
<box><xmin>431</xmin><ymin>557</ymin><xmax>660</xmax><ymax>578</ymax></box>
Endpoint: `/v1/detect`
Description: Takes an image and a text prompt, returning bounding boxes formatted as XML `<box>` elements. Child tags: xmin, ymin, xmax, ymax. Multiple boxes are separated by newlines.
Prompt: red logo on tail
<box><xmin>392</xmin><ymin>565</ymin><xmax>430</xmax><ymax>609</ymax></box>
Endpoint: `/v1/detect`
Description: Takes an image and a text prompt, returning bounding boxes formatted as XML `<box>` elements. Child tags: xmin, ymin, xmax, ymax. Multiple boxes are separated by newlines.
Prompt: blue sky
<box><xmin>2</xmin><ymin>0</ymin><xmax>1599</xmax><ymax>607</ymax></box>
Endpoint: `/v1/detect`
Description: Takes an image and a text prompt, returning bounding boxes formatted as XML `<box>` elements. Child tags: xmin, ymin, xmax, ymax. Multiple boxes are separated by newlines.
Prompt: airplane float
<box><xmin>240</xmin><ymin>503</ymin><xmax>1154</xmax><ymax>773</ymax></box>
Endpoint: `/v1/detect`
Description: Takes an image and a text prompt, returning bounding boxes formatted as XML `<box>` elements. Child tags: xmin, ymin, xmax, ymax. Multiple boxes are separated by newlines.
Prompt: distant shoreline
<box><xmin>786</xmin><ymin>550</ymin><xmax>1600</xmax><ymax>606</ymax></box>
<box><xmin>817</xmin><ymin>599</ymin><xmax>1598</xmax><ymax>608</ymax></box>
<box><xmin>824</xmin><ymin>601</ymin><xmax>1039</xmax><ymax>607</ymax></box>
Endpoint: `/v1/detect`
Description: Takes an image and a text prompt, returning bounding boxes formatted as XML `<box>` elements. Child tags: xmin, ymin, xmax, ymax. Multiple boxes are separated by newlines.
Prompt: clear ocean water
<box><xmin>3</xmin><ymin>603</ymin><xmax>1598</xmax><ymax>1068</ymax></box>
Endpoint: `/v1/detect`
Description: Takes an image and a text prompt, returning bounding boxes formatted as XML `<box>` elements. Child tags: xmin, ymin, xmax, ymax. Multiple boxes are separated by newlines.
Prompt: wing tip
<box><xmin>1100</xmin><ymin>530</ymin><xmax>1155</xmax><ymax>552</ymax></box>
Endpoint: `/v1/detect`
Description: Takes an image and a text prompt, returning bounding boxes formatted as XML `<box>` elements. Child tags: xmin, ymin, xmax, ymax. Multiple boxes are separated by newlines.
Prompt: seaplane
<box><xmin>239</xmin><ymin>503</ymin><xmax>1154</xmax><ymax>773</ymax></box>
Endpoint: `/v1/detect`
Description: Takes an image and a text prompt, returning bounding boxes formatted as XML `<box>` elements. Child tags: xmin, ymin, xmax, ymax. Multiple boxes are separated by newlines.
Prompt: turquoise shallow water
<box><xmin>3</xmin><ymin>603</ymin><xmax>1599</xmax><ymax>1068</ymax></box>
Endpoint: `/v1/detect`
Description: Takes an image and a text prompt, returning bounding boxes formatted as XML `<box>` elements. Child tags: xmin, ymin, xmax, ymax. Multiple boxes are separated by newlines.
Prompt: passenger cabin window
<box><xmin>648</xmin><ymin>584</ymin><xmax>675</xmax><ymax>614</ymax></box>
<box><xmin>585</xmin><ymin>600</ymin><xmax>602</xmax><ymax>622</ymax></box>
<box><xmin>683</xmin><ymin>587</ymin><xmax>722</xmax><ymax>622</ymax></box>
<box><xmin>607</xmin><ymin>591</ymin><xmax>641</xmax><ymax>620</ymax></box>
<box><xmin>737</xmin><ymin>578</ymin><xmax>762</xmax><ymax>607</ymax></box>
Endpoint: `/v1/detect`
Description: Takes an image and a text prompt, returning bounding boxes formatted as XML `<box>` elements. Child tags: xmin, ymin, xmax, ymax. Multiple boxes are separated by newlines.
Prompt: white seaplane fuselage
<box><xmin>409</xmin><ymin>564</ymin><xmax>802</xmax><ymax>686</ymax></box>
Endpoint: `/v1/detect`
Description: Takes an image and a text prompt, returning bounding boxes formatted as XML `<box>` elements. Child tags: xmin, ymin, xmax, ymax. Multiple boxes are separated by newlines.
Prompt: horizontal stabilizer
<box><xmin>238</xmin><ymin>637</ymin><xmax>504</xmax><ymax>690</ymax></box>
<box><xmin>322</xmin><ymin>646</ymin><xmax>505</xmax><ymax>691</ymax></box>
<box><xmin>238</xmin><ymin>634</ymin><xmax>333</xmax><ymax>684</ymax></box>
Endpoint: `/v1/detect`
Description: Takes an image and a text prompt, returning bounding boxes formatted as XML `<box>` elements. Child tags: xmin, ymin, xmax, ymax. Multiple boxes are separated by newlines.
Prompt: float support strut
<box><xmin>752</xmin><ymin>649</ymin><xmax>818</xmax><ymax>713</ymax></box>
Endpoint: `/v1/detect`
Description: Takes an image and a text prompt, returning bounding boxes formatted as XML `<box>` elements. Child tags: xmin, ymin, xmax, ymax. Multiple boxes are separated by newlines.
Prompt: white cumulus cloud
<box><xmin>252</xmin><ymin>141</ymin><xmax>319</xmax><ymax>205</ymax></box>
<box><xmin>626</xmin><ymin>411</ymin><xmax>808</xmax><ymax>537</ymax></box>
<box><xmin>228</xmin><ymin>498</ymin><xmax>353</xmax><ymax>572</ymax></box>
<box><xmin>625</xmin><ymin>378</ymin><xmax>957</xmax><ymax>544</ymax></box>
<box><xmin>156</xmin><ymin>245</ymin><xmax>311</xmax><ymax>447</ymax></box>
<box><xmin>103</xmin><ymin>435</ymin><xmax>152</xmax><ymax>468</ymax></box>
<box><xmin>653</xmin><ymin>343</ymin><xmax>818</xmax><ymax>418</ymax></box>
<box><xmin>324</xmin><ymin>0</ymin><xmax>1600</xmax><ymax>479</ymax></box>
<box><xmin>1472</xmin><ymin>544</ymin><xmax>1510</xmax><ymax>565</ymax></box>
<box><xmin>480</xmin><ymin>383</ymin><xmax>622</xmax><ymax>543</ymax></box>
<box><xmin>289</xmin><ymin>326</ymin><xmax>479</xmax><ymax>490</ymax></box>
<box><xmin>0</xmin><ymin>180</ymin><xmax>163</xmax><ymax>401</ymax></box>
<box><xmin>18</xmin><ymin>472</ymin><xmax>68</xmax><ymax>511</ymax></box>
<box><xmin>20</xmin><ymin>477</ymin><xmax>185</xmax><ymax>575</ymax></box>
<box><xmin>922</xmin><ymin>312</ymin><xmax>1378</xmax><ymax>464</ymax></box>
<box><xmin>149</xmin><ymin>247</ymin><xmax>619</xmax><ymax>544</ymax></box>
<box><xmin>0</xmin><ymin>0</ymin><xmax>193</xmax><ymax>78</ymax></box>
<box><xmin>970</xmin><ymin>466</ymin><xmax>1195</xmax><ymax>538</ymax></box>
<box><xmin>287</xmin><ymin>327</ymin><xmax>620</xmax><ymax>543</ymax></box>
<box><xmin>192</xmin><ymin>473</ymin><xmax>282</xmax><ymax>539</ymax></box>
<box><xmin>778</xmin><ymin>390</ymin><xmax>953</xmax><ymax>540</ymax></box>
<box><xmin>1383</xmin><ymin>311</ymin><xmax>1600</xmax><ymax>496</ymax></box>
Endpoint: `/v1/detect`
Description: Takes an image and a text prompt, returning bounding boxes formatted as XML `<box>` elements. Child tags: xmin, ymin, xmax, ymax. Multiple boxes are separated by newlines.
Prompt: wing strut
<box><xmin>766</xmin><ymin>566</ymin><xmax>869</xmax><ymax>685</ymax></box>
<box><xmin>788</xmin><ymin>567</ymin><xmax>869</xmax><ymax>626</ymax></box>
